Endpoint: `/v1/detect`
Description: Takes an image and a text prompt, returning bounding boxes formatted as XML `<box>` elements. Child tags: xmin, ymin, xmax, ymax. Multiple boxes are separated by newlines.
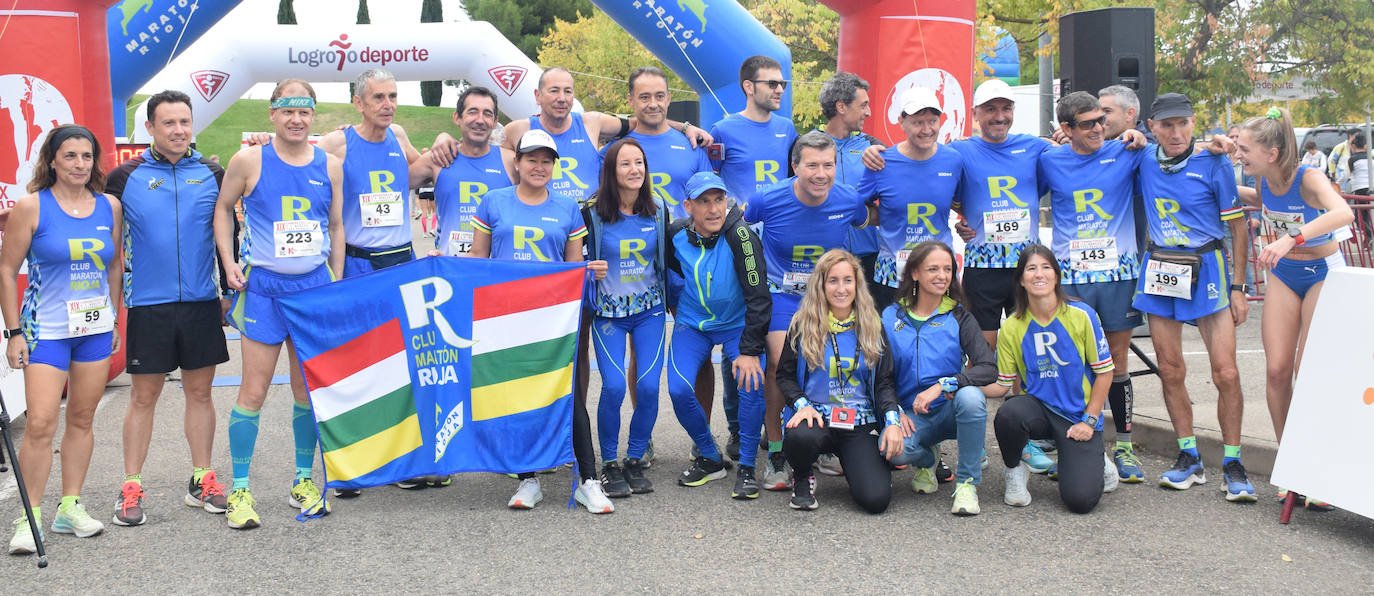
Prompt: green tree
<box><xmin>350</xmin><ymin>0</ymin><xmax>371</xmax><ymax>97</ymax></box>
<box><xmin>420</xmin><ymin>0</ymin><xmax>443</xmax><ymax>107</ymax></box>
<box><xmin>277</xmin><ymin>0</ymin><xmax>296</xmax><ymax>25</ymax></box>
<box><xmin>466</xmin><ymin>0</ymin><xmax>593</xmax><ymax>59</ymax></box>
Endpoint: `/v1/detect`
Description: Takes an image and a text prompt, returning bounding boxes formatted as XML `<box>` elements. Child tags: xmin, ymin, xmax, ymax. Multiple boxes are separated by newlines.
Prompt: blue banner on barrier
<box><xmin>275</xmin><ymin>257</ymin><xmax>583</xmax><ymax>489</ymax></box>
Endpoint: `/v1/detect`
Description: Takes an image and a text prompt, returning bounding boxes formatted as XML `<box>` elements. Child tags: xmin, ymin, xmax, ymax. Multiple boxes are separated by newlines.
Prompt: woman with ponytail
<box><xmin>1236</xmin><ymin>107</ymin><xmax>1353</xmax><ymax>511</ymax></box>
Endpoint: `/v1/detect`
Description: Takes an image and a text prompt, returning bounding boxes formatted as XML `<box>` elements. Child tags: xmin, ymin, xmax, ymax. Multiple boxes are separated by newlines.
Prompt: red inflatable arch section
<box><xmin>1</xmin><ymin>1</ymin><xmax>125</xmax><ymax>381</ymax></box>
<box><xmin>821</xmin><ymin>0</ymin><xmax>976</xmax><ymax>146</ymax></box>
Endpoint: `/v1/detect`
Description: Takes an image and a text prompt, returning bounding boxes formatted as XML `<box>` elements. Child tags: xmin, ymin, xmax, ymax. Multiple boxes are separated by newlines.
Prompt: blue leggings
<box><xmin>591</xmin><ymin>309</ymin><xmax>666</xmax><ymax>461</ymax></box>
<box><xmin>667</xmin><ymin>325</ymin><xmax>765</xmax><ymax>468</ymax></box>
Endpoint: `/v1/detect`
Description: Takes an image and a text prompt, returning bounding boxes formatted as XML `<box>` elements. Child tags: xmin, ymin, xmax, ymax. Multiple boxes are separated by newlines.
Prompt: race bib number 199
<box><xmin>1143</xmin><ymin>258</ymin><xmax>1192</xmax><ymax>298</ymax></box>
<box><xmin>274</xmin><ymin>220</ymin><xmax>323</xmax><ymax>258</ymax></box>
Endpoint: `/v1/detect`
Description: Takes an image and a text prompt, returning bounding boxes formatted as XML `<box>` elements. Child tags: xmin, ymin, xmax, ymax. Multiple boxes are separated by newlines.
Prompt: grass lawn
<box><xmin>126</xmin><ymin>96</ymin><xmax>460</xmax><ymax>162</ymax></box>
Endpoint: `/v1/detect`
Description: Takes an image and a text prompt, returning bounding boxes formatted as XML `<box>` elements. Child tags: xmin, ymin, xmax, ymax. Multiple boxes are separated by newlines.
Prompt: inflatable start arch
<box><xmin>129</xmin><ymin>21</ymin><xmax>547</xmax><ymax>138</ymax></box>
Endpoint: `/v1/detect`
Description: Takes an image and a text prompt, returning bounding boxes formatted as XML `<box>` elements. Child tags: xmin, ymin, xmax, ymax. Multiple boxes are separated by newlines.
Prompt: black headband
<box><xmin>46</xmin><ymin>126</ymin><xmax>96</xmax><ymax>156</ymax></box>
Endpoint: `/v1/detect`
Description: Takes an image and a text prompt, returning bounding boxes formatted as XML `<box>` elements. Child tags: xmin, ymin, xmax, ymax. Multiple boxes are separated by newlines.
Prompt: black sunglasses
<box><xmin>1066</xmin><ymin>115</ymin><xmax>1107</xmax><ymax>130</ymax></box>
<box><xmin>750</xmin><ymin>79</ymin><xmax>788</xmax><ymax>90</ymax></box>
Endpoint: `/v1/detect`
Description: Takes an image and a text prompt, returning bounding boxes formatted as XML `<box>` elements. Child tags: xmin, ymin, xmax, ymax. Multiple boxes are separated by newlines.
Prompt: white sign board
<box><xmin>1271</xmin><ymin>268</ymin><xmax>1374</xmax><ymax>520</ymax></box>
<box><xmin>0</xmin><ymin>302</ymin><xmax>25</xmax><ymax>418</ymax></box>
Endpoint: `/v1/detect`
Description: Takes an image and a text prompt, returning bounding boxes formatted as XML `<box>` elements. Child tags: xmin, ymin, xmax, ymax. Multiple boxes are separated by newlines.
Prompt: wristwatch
<box><xmin>1081</xmin><ymin>413</ymin><xmax>1100</xmax><ymax>427</ymax></box>
<box><xmin>1230</xmin><ymin>283</ymin><xmax>1250</xmax><ymax>294</ymax></box>
<box><xmin>3</xmin><ymin>327</ymin><xmax>20</xmax><ymax>339</ymax></box>
<box><xmin>1287</xmin><ymin>226</ymin><xmax>1306</xmax><ymax>246</ymax></box>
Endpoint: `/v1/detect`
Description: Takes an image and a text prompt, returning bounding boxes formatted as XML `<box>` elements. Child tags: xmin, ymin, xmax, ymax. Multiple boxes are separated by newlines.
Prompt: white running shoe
<box><xmin>1003</xmin><ymin>463</ymin><xmax>1032</xmax><ymax>507</ymax></box>
<box><xmin>1102</xmin><ymin>451</ymin><xmax>1119</xmax><ymax>494</ymax></box>
<box><xmin>52</xmin><ymin>501</ymin><xmax>104</xmax><ymax>537</ymax></box>
<box><xmin>507</xmin><ymin>478</ymin><xmax>543</xmax><ymax>509</ymax></box>
<box><xmin>574</xmin><ymin>479</ymin><xmax>615</xmax><ymax>514</ymax></box>
<box><xmin>9</xmin><ymin>515</ymin><xmax>39</xmax><ymax>555</ymax></box>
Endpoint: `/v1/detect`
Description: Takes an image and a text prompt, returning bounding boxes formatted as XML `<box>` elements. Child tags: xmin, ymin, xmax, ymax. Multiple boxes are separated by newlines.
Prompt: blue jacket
<box><xmin>105</xmin><ymin>147</ymin><xmax>225</xmax><ymax>307</ymax></box>
<box><xmin>882</xmin><ymin>297</ymin><xmax>996</xmax><ymax>410</ymax></box>
<box><xmin>664</xmin><ymin>206</ymin><xmax>771</xmax><ymax>356</ymax></box>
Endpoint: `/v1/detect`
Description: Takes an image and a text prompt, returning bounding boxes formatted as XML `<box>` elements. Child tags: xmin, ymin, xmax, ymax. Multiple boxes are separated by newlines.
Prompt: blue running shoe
<box><xmin>1222</xmin><ymin>460</ymin><xmax>1257</xmax><ymax>502</ymax></box>
<box><xmin>1046</xmin><ymin>463</ymin><xmax>1058</xmax><ymax>481</ymax></box>
<box><xmin>1114</xmin><ymin>446</ymin><xmax>1145</xmax><ymax>483</ymax></box>
<box><xmin>1159</xmin><ymin>451</ymin><xmax>1206</xmax><ymax>490</ymax></box>
<box><xmin>1022</xmin><ymin>442</ymin><xmax>1054</xmax><ymax>474</ymax></box>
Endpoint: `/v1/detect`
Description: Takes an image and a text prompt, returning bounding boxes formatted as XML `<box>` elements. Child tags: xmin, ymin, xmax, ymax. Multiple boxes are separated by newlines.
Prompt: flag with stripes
<box><xmin>278</xmin><ymin>257</ymin><xmax>585</xmax><ymax>489</ymax></box>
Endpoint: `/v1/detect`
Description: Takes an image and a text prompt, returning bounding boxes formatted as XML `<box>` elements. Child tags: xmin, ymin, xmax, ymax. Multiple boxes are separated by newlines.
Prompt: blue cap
<box><xmin>684</xmin><ymin>171</ymin><xmax>727</xmax><ymax>200</ymax></box>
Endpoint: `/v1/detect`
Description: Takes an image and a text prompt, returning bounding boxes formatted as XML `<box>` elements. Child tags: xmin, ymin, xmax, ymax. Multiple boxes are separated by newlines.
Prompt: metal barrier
<box><xmin>1245</xmin><ymin>193</ymin><xmax>1374</xmax><ymax>301</ymax></box>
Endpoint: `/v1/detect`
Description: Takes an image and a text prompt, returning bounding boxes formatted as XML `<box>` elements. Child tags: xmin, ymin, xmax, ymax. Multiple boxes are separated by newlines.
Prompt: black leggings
<box><xmin>783</xmin><ymin>422</ymin><xmax>892</xmax><ymax>514</ymax></box>
<box><xmin>994</xmin><ymin>395</ymin><xmax>1104</xmax><ymax>514</ymax></box>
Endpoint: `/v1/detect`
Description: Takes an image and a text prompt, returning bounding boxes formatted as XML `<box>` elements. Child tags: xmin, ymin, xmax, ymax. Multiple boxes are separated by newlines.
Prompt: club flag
<box><xmin>277</xmin><ymin>257</ymin><xmax>586</xmax><ymax>489</ymax></box>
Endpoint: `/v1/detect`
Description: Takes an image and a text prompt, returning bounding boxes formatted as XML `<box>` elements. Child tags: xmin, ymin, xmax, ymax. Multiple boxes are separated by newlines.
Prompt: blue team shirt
<box><xmin>240</xmin><ymin>143</ymin><xmax>334</xmax><ymax>275</ymax></box>
<box><xmin>531</xmin><ymin>113</ymin><xmax>601</xmax><ymax>204</ymax></box>
<box><xmin>592</xmin><ymin>212</ymin><xmax>662</xmax><ymax>317</ymax></box>
<box><xmin>1137</xmin><ymin>147</ymin><xmax>1242</xmax><ymax>248</ymax></box>
<box><xmin>950</xmin><ymin>134</ymin><xmax>1051</xmax><ymax>268</ymax></box>
<box><xmin>744</xmin><ymin>179</ymin><xmax>867</xmax><ymax>294</ymax></box>
<box><xmin>472</xmin><ymin>186</ymin><xmax>587</xmax><ymax>262</ymax></box>
<box><xmin>340</xmin><ymin>126</ymin><xmax>411</xmax><ymax>250</ymax></box>
<box><xmin>797</xmin><ymin>327</ymin><xmax>878</xmax><ymax>424</ymax></box>
<box><xmin>1260</xmin><ymin>164</ymin><xmax>1335</xmax><ymax>247</ymax></box>
<box><xmin>996</xmin><ymin>301</ymin><xmax>1114</xmax><ymax>428</ymax></box>
<box><xmin>709</xmin><ymin>113</ymin><xmax>797</xmax><ymax>203</ymax></box>
<box><xmin>1038</xmin><ymin>142</ymin><xmax>1145</xmax><ymax>284</ymax></box>
<box><xmin>22</xmin><ymin>190</ymin><xmax>116</xmax><ymax>341</ymax></box>
<box><xmin>626</xmin><ymin>129</ymin><xmax>713</xmax><ymax>219</ymax></box>
<box><xmin>825</xmin><ymin>130</ymin><xmax>882</xmax><ymax>256</ymax></box>
<box><xmin>433</xmin><ymin>148</ymin><xmax>511</xmax><ymax>256</ymax></box>
<box><xmin>857</xmin><ymin>144</ymin><xmax>964</xmax><ymax>287</ymax></box>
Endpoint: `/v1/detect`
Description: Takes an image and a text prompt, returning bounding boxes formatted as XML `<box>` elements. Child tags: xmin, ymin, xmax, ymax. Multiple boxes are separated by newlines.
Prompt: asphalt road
<box><xmin>1</xmin><ymin>325</ymin><xmax>1371</xmax><ymax>593</ymax></box>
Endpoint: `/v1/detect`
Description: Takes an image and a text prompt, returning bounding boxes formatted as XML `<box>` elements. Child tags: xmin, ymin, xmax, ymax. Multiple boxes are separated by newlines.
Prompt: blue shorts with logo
<box><xmin>769</xmin><ymin>292</ymin><xmax>802</xmax><ymax>333</ymax></box>
<box><xmin>1270</xmin><ymin>252</ymin><xmax>1345</xmax><ymax>299</ymax></box>
<box><xmin>28</xmin><ymin>333</ymin><xmax>114</xmax><ymax>371</ymax></box>
<box><xmin>227</xmin><ymin>264</ymin><xmax>334</xmax><ymax>345</ymax></box>
<box><xmin>1064</xmin><ymin>279</ymin><xmax>1142</xmax><ymax>332</ymax></box>
<box><xmin>1132</xmin><ymin>248</ymin><xmax>1231</xmax><ymax>322</ymax></box>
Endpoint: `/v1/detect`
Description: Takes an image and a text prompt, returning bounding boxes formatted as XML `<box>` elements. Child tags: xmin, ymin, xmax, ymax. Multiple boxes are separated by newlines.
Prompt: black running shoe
<box><xmin>394</xmin><ymin>478</ymin><xmax>425</xmax><ymax>490</ymax></box>
<box><xmin>732</xmin><ymin>466</ymin><xmax>759</xmax><ymax>500</ymax></box>
<box><xmin>936</xmin><ymin>458</ymin><xmax>954</xmax><ymax>484</ymax></box>
<box><xmin>725</xmin><ymin>432</ymin><xmax>741</xmax><ymax>462</ymax></box>
<box><xmin>623</xmin><ymin>458</ymin><xmax>654</xmax><ymax>494</ymax></box>
<box><xmin>789</xmin><ymin>474</ymin><xmax>818</xmax><ymax>510</ymax></box>
<box><xmin>333</xmin><ymin>488</ymin><xmax>361</xmax><ymax>499</ymax></box>
<box><xmin>601</xmin><ymin>461</ymin><xmax>632</xmax><ymax>498</ymax></box>
<box><xmin>678</xmin><ymin>457</ymin><xmax>727</xmax><ymax>487</ymax></box>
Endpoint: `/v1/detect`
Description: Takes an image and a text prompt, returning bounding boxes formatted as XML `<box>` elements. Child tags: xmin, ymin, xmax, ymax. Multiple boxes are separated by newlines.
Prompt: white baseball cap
<box><xmin>899</xmin><ymin>87</ymin><xmax>942</xmax><ymax>116</ymax></box>
<box><xmin>973</xmin><ymin>79</ymin><xmax>1015</xmax><ymax>107</ymax></box>
<box><xmin>516</xmin><ymin>129</ymin><xmax>559</xmax><ymax>158</ymax></box>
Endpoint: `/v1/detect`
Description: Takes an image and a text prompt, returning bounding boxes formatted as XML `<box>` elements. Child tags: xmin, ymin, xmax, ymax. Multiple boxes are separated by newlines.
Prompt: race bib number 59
<box><xmin>67</xmin><ymin>296</ymin><xmax>114</xmax><ymax>337</ymax></box>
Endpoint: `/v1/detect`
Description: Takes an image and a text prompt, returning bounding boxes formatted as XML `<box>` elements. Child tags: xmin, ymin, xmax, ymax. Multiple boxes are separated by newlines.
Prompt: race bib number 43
<box><xmin>275</xmin><ymin>220</ymin><xmax>323</xmax><ymax>258</ymax></box>
<box><xmin>1069</xmin><ymin>237</ymin><xmax>1118</xmax><ymax>272</ymax></box>
<box><xmin>360</xmin><ymin>192</ymin><xmax>404</xmax><ymax>228</ymax></box>
<box><xmin>67</xmin><ymin>296</ymin><xmax>114</xmax><ymax>337</ymax></box>
<box><xmin>984</xmin><ymin>209</ymin><xmax>1030</xmax><ymax>244</ymax></box>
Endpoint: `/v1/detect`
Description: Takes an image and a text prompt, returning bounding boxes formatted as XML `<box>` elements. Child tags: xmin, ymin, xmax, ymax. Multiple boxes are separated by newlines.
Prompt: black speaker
<box><xmin>668</xmin><ymin>100</ymin><xmax>699</xmax><ymax>126</ymax></box>
<box><xmin>1059</xmin><ymin>7</ymin><xmax>1156</xmax><ymax>121</ymax></box>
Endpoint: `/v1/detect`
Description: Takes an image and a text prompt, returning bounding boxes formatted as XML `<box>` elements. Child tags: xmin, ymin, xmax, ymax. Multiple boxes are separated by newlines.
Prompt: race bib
<box><xmin>1262</xmin><ymin>207</ymin><xmax>1304</xmax><ymax>234</ymax></box>
<box><xmin>447</xmin><ymin>230</ymin><xmax>473</xmax><ymax>255</ymax></box>
<box><xmin>896</xmin><ymin>249</ymin><xmax>911</xmax><ymax>266</ymax></box>
<box><xmin>827</xmin><ymin>407</ymin><xmax>857</xmax><ymax>430</ymax></box>
<box><xmin>1143</xmin><ymin>258</ymin><xmax>1192</xmax><ymax>298</ymax></box>
<box><xmin>781</xmin><ymin>270</ymin><xmax>811</xmax><ymax>294</ymax></box>
<box><xmin>1069</xmin><ymin>237</ymin><xmax>1118</xmax><ymax>272</ymax></box>
<box><xmin>360</xmin><ymin>192</ymin><xmax>404</xmax><ymax>228</ymax></box>
<box><xmin>274</xmin><ymin>220</ymin><xmax>323</xmax><ymax>258</ymax></box>
<box><xmin>67</xmin><ymin>296</ymin><xmax>114</xmax><ymax>337</ymax></box>
<box><xmin>984</xmin><ymin>209</ymin><xmax>1031</xmax><ymax>244</ymax></box>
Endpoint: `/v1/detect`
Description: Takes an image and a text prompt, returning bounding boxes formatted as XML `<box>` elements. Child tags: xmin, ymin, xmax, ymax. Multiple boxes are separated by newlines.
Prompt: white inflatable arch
<box><xmin>131</xmin><ymin>21</ymin><xmax>549</xmax><ymax>137</ymax></box>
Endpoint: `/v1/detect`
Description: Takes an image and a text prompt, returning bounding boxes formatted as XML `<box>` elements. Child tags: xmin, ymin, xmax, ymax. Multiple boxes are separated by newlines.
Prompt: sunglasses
<box><xmin>1065</xmin><ymin>115</ymin><xmax>1107</xmax><ymax>130</ymax></box>
<box><xmin>750</xmin><ymin>79</ymin><xmax>789</xmax><ymax>90</ymax></box>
